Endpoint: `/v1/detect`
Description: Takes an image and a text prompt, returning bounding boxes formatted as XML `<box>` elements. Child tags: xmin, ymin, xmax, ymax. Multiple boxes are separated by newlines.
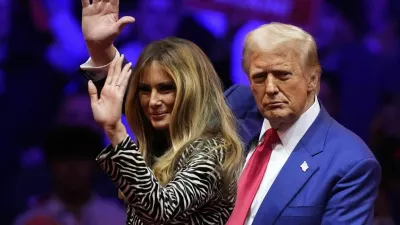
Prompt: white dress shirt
<box><xmin>80</xmin><ymin>49</ymin><xmax>120</xmax><ymax>81</ymax></box>
<box><xmin>244</xmin><ymin>97</ymin><xmax>320</xmax><ymax>225</ymax></box>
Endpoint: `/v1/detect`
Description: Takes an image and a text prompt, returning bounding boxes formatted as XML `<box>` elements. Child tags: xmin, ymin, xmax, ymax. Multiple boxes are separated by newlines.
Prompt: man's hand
<box><xmin>81</xmin><ymin>0</ymin><xmax>135</xmax><ymax>66</ymax></box>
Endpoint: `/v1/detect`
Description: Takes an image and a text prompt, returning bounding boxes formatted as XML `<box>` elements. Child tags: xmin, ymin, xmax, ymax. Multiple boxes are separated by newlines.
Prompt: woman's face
<box><xmin>139</xmin><ymin>61</ymin><xmax>176</xmax><ymax>130</ymax></box>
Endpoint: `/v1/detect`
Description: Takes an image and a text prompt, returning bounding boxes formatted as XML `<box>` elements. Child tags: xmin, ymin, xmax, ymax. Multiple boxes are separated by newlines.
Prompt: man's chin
<box><xmin>263</xmin><ymin>110</ymin><xmax>293</xmax><ymax>122</ymax></box>
<box><xmin>264</xmin><ymin>110</ymin><xmax>298</xmax><ymax>129</ymax></box>
<box><xmin>263</xmin><ymin>109</ymin><xmax>287</xmax><ymax>119</ymax></box>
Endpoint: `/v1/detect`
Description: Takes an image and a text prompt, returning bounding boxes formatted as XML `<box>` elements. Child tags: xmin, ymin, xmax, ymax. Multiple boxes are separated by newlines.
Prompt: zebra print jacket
<box><xmin>96</xmin><ymin>135</ymin><xmax>236</xmax><ymax>225</ymax></box>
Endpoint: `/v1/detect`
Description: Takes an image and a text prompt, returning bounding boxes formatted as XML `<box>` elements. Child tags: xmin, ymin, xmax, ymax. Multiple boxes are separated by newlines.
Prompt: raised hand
<box><xmin>81</xmin><ymin>0</ymin><xmax>135</xmax><ymax>65</ymax></box>
<box><xmin>88</xmin><ymin>54</ymin><xmax>132</xmax><ymax>145</ymax></box>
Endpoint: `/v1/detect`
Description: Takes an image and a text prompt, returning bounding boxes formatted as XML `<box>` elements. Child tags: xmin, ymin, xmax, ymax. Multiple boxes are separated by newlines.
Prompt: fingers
<box><xmin>115</xmin><ymin>59</ymin><xmax>131</xmax><ymax>85</ymax></box>
<box><xmin>114</xmin><ymin>54</ymin><xmax>125</xmax><ymax>85</ymax></box>
<box><xmin>83</xmin><ymin>0</ymin><xmax>114</xmax><ymax>7</ymax></box>
<box><xmin>81</xmin><ymin>0</ymin><xmax>90</xmax><ymax>7</ymax></box>
<box><xmin>104</xmin><ymin>55</ymin><xmax>119</xmax><ymax>85</ymax></box>
<box><xmin>119</xmin><ymin>64</ymin><xmax>132</xmax><ymax>94</ymax></box>
<box><xmin>115</xmin><ymin>16</ymin><xmax>135</xmax><ymax>34</ymax></box>
<box><xmin>88</xmin><ymin>80</ymin><xmax>99</xmax><ymax>103</ymax></box>
<box><xmin>106</xmin><ymin>54</ymin><xmax>125</xmax><ymax>88</ymax></box>
<box><xmin>110</xmin><ymin>0</ymin><xmax>119</xmax><ymax>6</ymax></box>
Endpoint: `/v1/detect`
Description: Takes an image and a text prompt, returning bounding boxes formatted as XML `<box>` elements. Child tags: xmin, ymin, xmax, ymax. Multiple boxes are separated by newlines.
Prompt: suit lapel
<box><xmin>252</xmin><ymin>106</ymin><xmax>332</xmax><ymax>225</ymax></box>
<box><xmin>252</xmin><ymin>145</ymin><xmax>319</xmax><ymax>224</ymax></box>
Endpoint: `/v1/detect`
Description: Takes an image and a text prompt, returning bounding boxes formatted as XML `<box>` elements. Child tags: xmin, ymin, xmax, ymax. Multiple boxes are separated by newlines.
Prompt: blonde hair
<box><xmin>242</xmin><ymin>22</ymin><xmax>321</xmax><ymax>77</ymax></box>
<box><xmin>125</xmin><ymin>37</ymin><xmax>243</xmax><ymax>192</ymax></box>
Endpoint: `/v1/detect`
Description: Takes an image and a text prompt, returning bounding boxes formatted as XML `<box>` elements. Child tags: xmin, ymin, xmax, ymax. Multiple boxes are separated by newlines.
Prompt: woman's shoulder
<box><xmin>179</xmin><ymin>135</ymin><xmax>228</xmax><ymax>162</ymax></box>
<box><xmin>189</xmin><ymin>135</ymin><xmax>226</xmax><ymax>151</ymax></box>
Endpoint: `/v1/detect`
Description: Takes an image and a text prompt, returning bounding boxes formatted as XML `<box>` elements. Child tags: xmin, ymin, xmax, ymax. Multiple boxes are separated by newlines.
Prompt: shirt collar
<box><xmin>259</xmin><ymin>96</ymin><xmax>321</xmax><ymax>153</ymax></box>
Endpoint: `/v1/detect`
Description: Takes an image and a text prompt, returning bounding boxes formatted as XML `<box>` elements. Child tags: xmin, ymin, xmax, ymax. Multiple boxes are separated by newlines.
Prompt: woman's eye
<box><xmin>159</xmin><ymin>84</ymin><xmax>175</xmax><ymax>92</ymax></box>
<box><xmin>138</xmin><ymin>85</ymin><xmax>151</xmax><ymax>93</ymax></box>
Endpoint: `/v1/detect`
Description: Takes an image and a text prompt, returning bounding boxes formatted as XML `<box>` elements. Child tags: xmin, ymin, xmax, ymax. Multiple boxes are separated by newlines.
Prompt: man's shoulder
<box><xmin>324</xmin><ymin>119</ymin><xmax>376</xmax><ymax>162</ymax></box>
<box><xmin>224</xmin><ymin>84</ymin><xmax>252</xmax><ymax>99</ymax></box>
<box><xmin>307</xmin><ymin>118</ymin><xmax>380</xmax><ymax>189</ymax></box>
<box><xmin>224</xmin><ymin>84</ymin><xmax>257</xmax><ymax>118</ymax></box>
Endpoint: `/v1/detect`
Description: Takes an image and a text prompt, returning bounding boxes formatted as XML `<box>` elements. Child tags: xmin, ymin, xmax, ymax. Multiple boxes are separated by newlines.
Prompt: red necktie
<box><xmin>227</xmin><ymin>128</ymin><xmax>279</xmax><ymax>225</ymax></box>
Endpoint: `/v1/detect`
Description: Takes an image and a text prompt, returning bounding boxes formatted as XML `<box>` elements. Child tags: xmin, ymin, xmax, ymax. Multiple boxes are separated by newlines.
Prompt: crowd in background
<box><xmin>0</xmin><ymin>0</ymin><xmax>399</xmax><ymax>224</ymax></box>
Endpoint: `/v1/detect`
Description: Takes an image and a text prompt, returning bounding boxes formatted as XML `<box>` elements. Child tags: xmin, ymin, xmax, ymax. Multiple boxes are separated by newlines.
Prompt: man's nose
<box><xmin>265</xmin><ymin>75</ymin><xmax>279</xmax><ymax>95</ymax></box>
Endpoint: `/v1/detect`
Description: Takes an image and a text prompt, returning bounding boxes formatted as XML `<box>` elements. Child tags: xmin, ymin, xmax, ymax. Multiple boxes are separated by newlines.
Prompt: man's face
<box><xmin>247</xmin><ymin>47</ymin><xmax>317</xmax><ymax>129</ymax></box>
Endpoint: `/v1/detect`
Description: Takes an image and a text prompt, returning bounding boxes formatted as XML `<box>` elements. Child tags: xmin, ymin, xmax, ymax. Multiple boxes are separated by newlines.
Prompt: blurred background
<box><xmin>0</xmin><ymin>0</ymin><xmax>399</xmax><ymax>224</ymax></box>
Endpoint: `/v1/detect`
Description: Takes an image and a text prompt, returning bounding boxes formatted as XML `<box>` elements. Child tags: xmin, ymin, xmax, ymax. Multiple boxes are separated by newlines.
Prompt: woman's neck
<box><xmin>151</xmin><ymin>130</ymin><xmax>171</xmax><ymax>158</ymax></box>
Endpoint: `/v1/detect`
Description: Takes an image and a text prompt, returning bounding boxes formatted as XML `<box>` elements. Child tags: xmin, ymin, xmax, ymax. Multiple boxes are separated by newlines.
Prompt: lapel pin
<box><xmin>300</xmin><ymin>161</ymin><xmax>309</xmax><ymax>172</ymax></box>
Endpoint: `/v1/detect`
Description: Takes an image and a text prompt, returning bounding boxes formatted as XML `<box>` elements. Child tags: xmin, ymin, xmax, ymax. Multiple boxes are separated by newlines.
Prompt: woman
<box><xmin>88</xmin><ymin>37</ymin><xmax>243</xmax><ymax>224</ymax></box>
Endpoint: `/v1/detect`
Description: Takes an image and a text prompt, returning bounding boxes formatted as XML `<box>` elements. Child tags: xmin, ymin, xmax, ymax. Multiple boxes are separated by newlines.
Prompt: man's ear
<box><xmin>308</xmin><ymin>68</ymin><xmax>320</xmax><ymax>92</ymax></box>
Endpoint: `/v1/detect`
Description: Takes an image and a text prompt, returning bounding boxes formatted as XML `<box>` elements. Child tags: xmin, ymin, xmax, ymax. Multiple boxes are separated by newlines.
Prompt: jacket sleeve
<box><xmin>321</xmin><ymin>157</ymin><xmax>381</xmax><ymax>225</ymax></box>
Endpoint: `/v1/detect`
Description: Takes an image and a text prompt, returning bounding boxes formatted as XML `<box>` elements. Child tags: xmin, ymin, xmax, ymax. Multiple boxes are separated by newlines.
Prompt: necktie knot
<box><xmin>262</xmin><ymin>128</ymin><xmax>280</xmax><ymax>147</ymax></box>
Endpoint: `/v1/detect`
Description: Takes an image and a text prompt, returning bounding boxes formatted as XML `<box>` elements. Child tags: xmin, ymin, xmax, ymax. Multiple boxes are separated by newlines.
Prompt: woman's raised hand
<box><xmin>88</xmin><ymin>55</ymin><xmax>132</xmax><ymax>145</ymax></box>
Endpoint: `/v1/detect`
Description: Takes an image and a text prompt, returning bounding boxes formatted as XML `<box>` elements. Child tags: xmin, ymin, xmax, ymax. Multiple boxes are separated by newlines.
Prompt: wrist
<box><xmin>104</xmin><ymin>121</ymin><xmax>128</xmax><ymax>147</ymax></box>
<box><xmin>86</xmin><ymin>43</ymin><xmax>116</xmax><ymax>66</ymax></box>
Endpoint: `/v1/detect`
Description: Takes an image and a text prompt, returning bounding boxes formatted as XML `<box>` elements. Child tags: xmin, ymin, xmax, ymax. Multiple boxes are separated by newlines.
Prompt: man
<box><xmin>78</xmin><ymin>0</ymin><xmax>380</xmax><ymax>224</ymax></box>
<box><xmin>224</xmin><ymin>23</ymin><xmax>380</xmax><ymax>225</ymax></box>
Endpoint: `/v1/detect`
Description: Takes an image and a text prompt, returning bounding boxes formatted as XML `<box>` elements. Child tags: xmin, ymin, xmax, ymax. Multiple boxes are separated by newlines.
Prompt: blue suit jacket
<box><xmin>224</xmin><ymin>84</ymin><xmax>381</xmax><ymax>225</ymax></box>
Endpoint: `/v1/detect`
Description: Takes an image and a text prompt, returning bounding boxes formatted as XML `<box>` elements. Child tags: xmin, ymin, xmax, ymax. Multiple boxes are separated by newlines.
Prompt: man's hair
<box><xmin>242</xmin><ymin>22</ymin><xmax>321</xmax><ymax>76</ymax></box>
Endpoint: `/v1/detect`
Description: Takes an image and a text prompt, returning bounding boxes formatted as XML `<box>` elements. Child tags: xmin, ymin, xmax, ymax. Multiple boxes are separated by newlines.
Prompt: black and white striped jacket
<box><xmin>96</xmin><ymin>135</ymin><xmax>236</xmax><ymax>225</ymax></box>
